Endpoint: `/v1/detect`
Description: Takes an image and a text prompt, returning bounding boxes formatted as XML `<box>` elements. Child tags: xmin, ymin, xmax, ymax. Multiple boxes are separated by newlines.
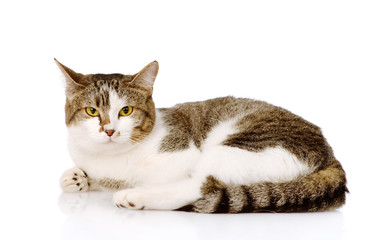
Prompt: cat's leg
<box><xmin>113</xmin><ymin>177</ymin><xmax>203</xmax><ymax>210</ymax></box>
<box><xmin>60</xmin><ymin>167</ymin><xmax>90</xmax><ymax>192</ymax></box>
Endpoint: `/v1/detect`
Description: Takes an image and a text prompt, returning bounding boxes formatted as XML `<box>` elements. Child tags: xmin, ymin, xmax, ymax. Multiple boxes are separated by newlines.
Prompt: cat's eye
<box><xmin>119</xmin><ymin>106</ymin><xmax>133</xmax><ymax>117</ymax></box>
<box><xmin>85</xmin><ymin>107</ymin><xmax>99</xmax><ymax>117</ymax></box>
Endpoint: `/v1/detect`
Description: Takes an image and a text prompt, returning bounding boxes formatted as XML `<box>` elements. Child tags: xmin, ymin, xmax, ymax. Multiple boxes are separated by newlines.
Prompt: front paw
<box><xmin>113</xmin><ymin>189</ymin><xmax>147</xmax><ymax>210</ymax></box>
<box><xmin>60</xmin><ymin>168</ymin><xmax>89</xmax><ymax>192</ymax></box>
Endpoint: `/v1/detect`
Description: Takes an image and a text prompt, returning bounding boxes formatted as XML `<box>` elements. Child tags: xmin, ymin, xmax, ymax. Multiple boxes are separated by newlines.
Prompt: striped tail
<box><xmin>178</xmin><ymin>160</ymin><xmax>348</xmax><ymax>213</ymax></box>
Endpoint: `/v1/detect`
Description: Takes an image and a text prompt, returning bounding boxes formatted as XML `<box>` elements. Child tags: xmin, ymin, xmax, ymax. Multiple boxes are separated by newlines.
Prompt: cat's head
<box><xmin>56</xmin><ymin>59</ymin><xmax>158</xmax><ymax>149</ymax></box>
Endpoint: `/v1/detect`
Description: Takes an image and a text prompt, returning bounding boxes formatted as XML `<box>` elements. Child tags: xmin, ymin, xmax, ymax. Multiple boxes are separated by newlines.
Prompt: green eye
<box><xmin>119</xmin><ymin>106</ymin><xmax>133</xmax><ymax>117</ymax></box>
<box><xmin>85</xmin><ymin>107</ymin><xmax>99</xmax><ymax>117</ymax></box>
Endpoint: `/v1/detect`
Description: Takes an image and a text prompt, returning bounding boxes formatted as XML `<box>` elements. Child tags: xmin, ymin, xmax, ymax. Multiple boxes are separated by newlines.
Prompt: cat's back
<box><xmin>159</xmin><ymin>96</ymin><xmax>316</xmax><ymax>133</ymax></box>
<box><xmin>158</xmin><ymin>96</ymin><xmax>326</xmax><ymax>168</ymax></box>
<box><xmin>159</xmin><ymin>96</ymin><xmax>273</xmax><ymax>124</ymax></box>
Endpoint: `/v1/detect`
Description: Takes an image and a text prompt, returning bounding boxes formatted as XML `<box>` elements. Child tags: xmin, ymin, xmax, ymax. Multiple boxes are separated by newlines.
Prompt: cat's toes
<box><xmin>60</xmin><ymin>168</ymin><xmax>89</xmax><ymax>192</ymax></box>
<box><xmin>113</xmin><ymin>189</ymin><xmax>146</xmax><ymax>210</ymax></box>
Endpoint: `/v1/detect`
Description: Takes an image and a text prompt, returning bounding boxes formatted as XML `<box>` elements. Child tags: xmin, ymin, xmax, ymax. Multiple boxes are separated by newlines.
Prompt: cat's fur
<box><xmin>57</xmin><ymin>59</ymin><xmax>348</xmax><ymax>213</ymax></box>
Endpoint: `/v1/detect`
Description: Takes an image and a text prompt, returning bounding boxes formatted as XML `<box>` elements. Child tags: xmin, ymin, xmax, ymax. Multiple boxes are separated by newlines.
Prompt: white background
<box><xmin>0</xmin><ymin>0</ymin><xmax>383</xmax><ymax>239</ymax></box>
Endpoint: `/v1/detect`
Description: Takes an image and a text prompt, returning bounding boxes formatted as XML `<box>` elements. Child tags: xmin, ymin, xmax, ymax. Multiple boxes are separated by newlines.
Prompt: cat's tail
<box><xmin>178</xmin><ymin>159</ymin><xmax>348</xmax><ymax>213</ymax></box>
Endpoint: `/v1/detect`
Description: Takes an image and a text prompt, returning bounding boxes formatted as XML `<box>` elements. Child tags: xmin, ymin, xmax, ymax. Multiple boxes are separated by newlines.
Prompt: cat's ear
<box><xmin>54</xmin><ymin>59</ymin><xmax>86</xmax><ymax>97</ymax></box>
<box><xmin>131</xmin><ymin>61</ymin><xmax>159</xmax><ymax>94</ymax></box>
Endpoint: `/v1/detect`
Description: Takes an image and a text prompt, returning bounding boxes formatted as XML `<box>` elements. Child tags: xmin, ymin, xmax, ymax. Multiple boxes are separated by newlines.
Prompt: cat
<box><xmin>57</xmin><ymin>59</ymin><xmax>348</xmax><ymax>213</ymax></box>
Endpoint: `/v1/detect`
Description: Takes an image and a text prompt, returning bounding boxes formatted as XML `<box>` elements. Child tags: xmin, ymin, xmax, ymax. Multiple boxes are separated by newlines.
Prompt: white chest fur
<box><xmin>67</xmin><ymin>111</ymin><xmax>200</xmax><ymax>187</ymax></box>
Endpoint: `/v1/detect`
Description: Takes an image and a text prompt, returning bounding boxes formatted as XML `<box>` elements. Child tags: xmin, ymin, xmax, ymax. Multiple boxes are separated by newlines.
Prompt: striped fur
<box><xmin>179</xmin><ymin>160</ymin><xmax>347</xmax><ymax>213</ymax></box>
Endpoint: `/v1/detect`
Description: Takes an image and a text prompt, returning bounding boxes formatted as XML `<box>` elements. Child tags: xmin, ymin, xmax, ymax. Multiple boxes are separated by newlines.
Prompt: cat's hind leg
<box><xmin>113</xmin><ymin>178</ymin><xmax>203</xmax><ymax>210</ymax></box>
<box><xmin>60</xmin><ymin>167</ymin><xmax>89</xmax><ymax>192</ymax></box>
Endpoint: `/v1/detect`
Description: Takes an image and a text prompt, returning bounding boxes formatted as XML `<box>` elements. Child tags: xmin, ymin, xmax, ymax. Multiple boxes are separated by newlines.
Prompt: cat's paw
<box><xmin>113</xmin><ymin>189</ymin><xmax>147</xmax><ymax>210</ymax></box>
<box><xmin>60</xmin><ymin>168</ymin><xmax>89</xmax><ymax>192</ymax></box>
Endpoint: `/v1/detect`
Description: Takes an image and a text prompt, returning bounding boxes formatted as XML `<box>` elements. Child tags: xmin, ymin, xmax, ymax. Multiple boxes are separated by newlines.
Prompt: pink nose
<box><xmin>105</xmin><ymin>129</ymin><xmax>115</xmax><ymax>137</ymax></box>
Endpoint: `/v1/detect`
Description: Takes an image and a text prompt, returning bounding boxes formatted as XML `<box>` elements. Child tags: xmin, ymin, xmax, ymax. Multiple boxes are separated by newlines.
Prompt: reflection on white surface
<box><xmin>59</xmin><ymin>192</ymin><xmax>344</xmax><ymax>240</ymax></box>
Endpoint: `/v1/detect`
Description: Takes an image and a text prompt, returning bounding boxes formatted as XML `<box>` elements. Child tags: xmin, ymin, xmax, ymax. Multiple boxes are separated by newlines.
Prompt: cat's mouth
<box><xmin>104</xmin><ymin>136</ymin><xmax>127</xmax><ymax>144</ymax></box>
<box><xmin>100</xmin><ymin>137</ymin><xmax>118</xmax><ymax>144</ymax></box>
<box><xmin>106</xmin><ymin>138</ymin><xmax>119</xmax><ymax>144</ymax></box>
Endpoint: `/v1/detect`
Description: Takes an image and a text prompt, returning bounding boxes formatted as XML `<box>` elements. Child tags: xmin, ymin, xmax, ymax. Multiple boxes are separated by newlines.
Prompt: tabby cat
<box><xmin>57</xmin><ymin>60</ymin><xmax>347</xmax><ymax>213</ymax></box>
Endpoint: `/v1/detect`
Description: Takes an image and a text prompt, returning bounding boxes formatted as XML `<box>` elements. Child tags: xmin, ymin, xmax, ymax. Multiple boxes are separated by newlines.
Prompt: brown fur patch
<box><xmin>159</xmin><ymin>97</ymin><xmax>333</xmax><ymax>169</ymax></box>
<box><xmin>159</xmin><ymin>97</ymin><xmax>326</xmax><ymax>167</ymax></box>
<box><xmin>159</xmin><ymin>97</ymin><xmax>254</xmax><ymax>151</ymax></box>
<box><xmin>96</xmin><ymin>178</ymin><xmax>131</xmax><ymax>191</ymax></box>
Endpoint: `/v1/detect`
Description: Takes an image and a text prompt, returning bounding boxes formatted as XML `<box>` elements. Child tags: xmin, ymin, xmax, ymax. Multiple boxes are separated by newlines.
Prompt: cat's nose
<box><xmin>105</xmin><ymin>129</ymin><xmax>115</xmax><ymax>137</ymax></box>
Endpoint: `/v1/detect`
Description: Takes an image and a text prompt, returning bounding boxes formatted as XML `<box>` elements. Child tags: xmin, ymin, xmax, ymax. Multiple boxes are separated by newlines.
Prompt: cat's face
<box><xmin>56</xmin><ymin>60</ymin><xmax>158</xmax><ymax>149</ymax></box>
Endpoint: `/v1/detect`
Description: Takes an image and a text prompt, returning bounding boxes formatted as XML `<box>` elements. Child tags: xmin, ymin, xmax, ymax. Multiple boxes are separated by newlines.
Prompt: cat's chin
<box><xmin>102</xmin><ymin>137</ymin><xmax>138</xmax><ymax>147</ymax></box>
<box><xmin>101</xmin><ymin>138</ymin><xmax>116</xmax><ymax>144</ymax></box>
<box><xmin>97</xmin><ymin>138</ymin><xmax>127</xmax><ymax>144</ymax></box>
